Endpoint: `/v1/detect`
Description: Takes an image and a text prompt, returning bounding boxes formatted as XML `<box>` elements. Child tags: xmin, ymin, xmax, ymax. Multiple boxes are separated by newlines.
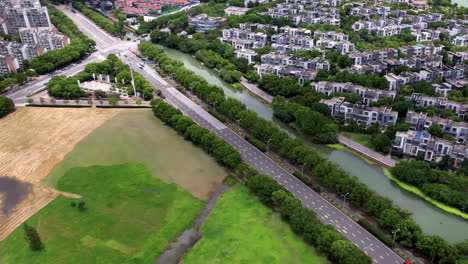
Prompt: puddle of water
<box><xmin>154</xmin><ymin>185</ymin><xmax>230</xmax><ymax>264</ymax></box>
<box><xmin>0</xmin><ymin>176</ymin><xmax>32</xmax><ymax>215</ymax></box>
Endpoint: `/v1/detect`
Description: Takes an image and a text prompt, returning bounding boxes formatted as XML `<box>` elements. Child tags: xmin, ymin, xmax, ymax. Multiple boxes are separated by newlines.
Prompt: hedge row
<box><xmin>150</xmin><ymin>98</ymin><xmax>372</xmax><ymax>264</ymax></box>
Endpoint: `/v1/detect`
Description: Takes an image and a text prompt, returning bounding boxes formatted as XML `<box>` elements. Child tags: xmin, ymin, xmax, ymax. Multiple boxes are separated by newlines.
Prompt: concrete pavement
<box><xmin>339</xmin><ymin>135</ymin><xmax>397</xmax><ymax>167</ymax></box>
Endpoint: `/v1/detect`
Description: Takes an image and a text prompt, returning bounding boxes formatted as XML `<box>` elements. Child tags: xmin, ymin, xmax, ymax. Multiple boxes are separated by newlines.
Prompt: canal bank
<box><xmin>154</xmin><ymin>44</ymin><xmax>468</xmax><ymax>243</ymax></box>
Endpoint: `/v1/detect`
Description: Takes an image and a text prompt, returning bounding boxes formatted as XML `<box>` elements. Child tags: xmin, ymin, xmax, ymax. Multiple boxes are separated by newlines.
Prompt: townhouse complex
<box><xmin>0</xmin><ymin>0</ymin><xmax>69</xmax><ymax>74</ymax></box>
<box><xmin>320</xmin><ymin>96</ymin><xmax>398</xmax><ymax>127</ymax></box>
<box><xmin>393</xmin><ymin>130</ymin><xmax>468</xmax><ymax>165</ymax></box>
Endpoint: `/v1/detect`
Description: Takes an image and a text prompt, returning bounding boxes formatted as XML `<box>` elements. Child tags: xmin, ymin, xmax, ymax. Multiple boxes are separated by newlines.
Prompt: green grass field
<box><xmin>45</xmin><ymin>110</ymin><xmax>228</xmax><ymax>200</ymax></box>
<box><xmin>182</xmin><ymin>184</ymin><xmax>328</xmax><ymax>264</ymax></box>
<box><xmin>341</xmin><ymin>131</ymin><xmax>374</xmax><ymax>149</ymax></box>
<box><xmin>0</xmin><ymin>163</ymin><xmax>205</xmax><ymax>264</ymax></box>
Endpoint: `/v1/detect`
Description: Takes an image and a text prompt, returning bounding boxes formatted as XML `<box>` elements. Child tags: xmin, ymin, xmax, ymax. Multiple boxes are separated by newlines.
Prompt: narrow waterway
<box><xmin>154</xmin><ymin>184</ymin><xmax>231</xmax><ymax>264</ymax></box>
<box><xmin>155</xmin><ymin>44</ymin><xmax>468</xmax><ymax>243</ymax></box>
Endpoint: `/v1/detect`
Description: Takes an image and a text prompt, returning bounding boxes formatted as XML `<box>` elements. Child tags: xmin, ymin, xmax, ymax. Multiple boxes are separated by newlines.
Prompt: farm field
<box><xmin>45</xmin><ymin>109</ymin><xmax>228</xmax><ymax>200</ymax></box>
<box><xmin>0</xmin><ymin>163</ymin><xmax>205</xmax><ymax>264</ymax></box>
<box><xmin>0</xmin><ymin>107</ymin><xmax>119</xmax><ymax>183</ymax></box>
<box><xmin>0</xmin><ymin>107</ymin><xmax>119</xmax><ymax>241</ymax></box>
<box><xmin>182</xmin><ymin>184</ymin><xmax>329</xmax><ymax>264</ymax></box>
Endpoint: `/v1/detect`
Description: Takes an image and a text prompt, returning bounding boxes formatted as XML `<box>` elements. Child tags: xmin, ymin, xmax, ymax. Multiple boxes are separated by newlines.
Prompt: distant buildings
<box><xmin>410</xmin><ymin>93</ymin><xmax>468</xmax><ymax>121</ymax></box>
<box><xmin>224</xmin><ymin>6</ymin><xmax>250</xmax><ymax>16</ymax></box>
<box><xmin>0</xmin><ymin>0</ymin><xmax>69</xmax><ymax>73</ymax></box>
<box><xmin>312</xmin><ymin>81</ymin><xmax>396</xmax><ymax>105</ymax></box>
<box><xmin>0</xmin><ymin>55</ymin><xmax>19</xmax><ymax>74</ymax></box>
<box><xmin>392</xmin><ymin>130</ymin><xmax>467</xmax><ymax>164</ymax></box>
<box><xmin>19</xmin><ymin>27</ymin><xmax>70</xmax><ymax>51</ymax></box>
<box><xmin>116</xmin><ymin>0</ymin><xmax>187</xmax><ymax>15</ymax></box>
<box><xmin>320</xmin><ymin>97</ymin><xmax>398</xmax><ymax>127</ymax></box>
<box><xmin>0</xmin><ymin>0</ymin><xmax>51</xmax><ymax>34</ymax></box>
<box><xmin>405</xmin><ymin>111</ymin><xmax>468</xmax><ymax>140</ymax></box>
<box><xmin>188</xmin><ymin>14</ymin><xmax>227</xmax><ymax>33</ymax></box>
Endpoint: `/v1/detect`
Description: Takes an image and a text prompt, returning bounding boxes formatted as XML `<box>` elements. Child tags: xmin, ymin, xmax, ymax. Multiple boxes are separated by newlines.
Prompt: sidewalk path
<box><xmin>240</xmin><ymin>77</ymin><xmax>273</xmax><ymax>103</ymax></box>
<box><xmin>338</xmin><ymin>135</ymin><xmax>397</xmax><ymax>168</ymax></box>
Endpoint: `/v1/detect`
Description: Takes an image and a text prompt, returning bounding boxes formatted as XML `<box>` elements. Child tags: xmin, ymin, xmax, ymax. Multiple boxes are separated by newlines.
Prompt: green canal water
<box><xmin>155</xmin><ymin>45</ymin><xmax>468</xmax><ymax>243</ymax></box>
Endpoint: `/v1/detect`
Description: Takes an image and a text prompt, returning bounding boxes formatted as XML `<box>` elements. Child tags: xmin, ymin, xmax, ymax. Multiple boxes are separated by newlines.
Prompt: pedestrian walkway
<box><xmin>338</xmin><ymin>135</ymin><xmax>397</xmax><ymax>168</ymax></box>
<box><xmin>240</xmin><ymin>77</ymin><xmax>273</xmax><ymax>103</ymax></box>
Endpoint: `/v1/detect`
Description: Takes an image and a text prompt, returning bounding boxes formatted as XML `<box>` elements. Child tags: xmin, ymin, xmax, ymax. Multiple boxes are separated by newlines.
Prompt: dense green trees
<box><xmin>23</xmin><ymin>223</ymin><xmax>44</xmax><ymax>251</ymax></box>
<box><xmin>152</xmin><ymin>98</ymin><xmax>241</xmax><ymax>169</ymax></box>
<box><xmin>47</xmin><ymin>55</ymin><xmax>152</xmax><ymax>100</ymax></box>
<box><xmin>0</xmin><ymin>96</ymin><xmax>15</xmax><ymax>118</ymax></box>
<box><xmin>245</xmin><ymin>174</ymin><xmax>371</xmax><ymax>264</ymax></box>
<box><xmin>258</xmin><ymin>75</ymin><xmax>303</xmax><ymax>97</ymax></box>
<box><xmin>392</xmin><ymin>161</ymin><xmax>468</xmax><ymax>213</ymax></box>
<box><xmin>72</xmin><ymin>3</ymin><xmax>120</xmax><ymax>35</ymax></box>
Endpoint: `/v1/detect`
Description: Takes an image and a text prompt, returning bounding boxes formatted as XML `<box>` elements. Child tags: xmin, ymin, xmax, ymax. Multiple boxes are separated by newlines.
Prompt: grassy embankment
<box><xmin>0</xmin><ymin>163</ymin><xmax>205</xmax><ymax>264</ymax></box>
<box><xmin>383</xmin><ymin>168</ymin><xmax>468</xmax><ymax>220</ymax></box>
<box><xmin>183</xmin><ymin>184</ymin><xmax>328</xmax><ymax>264</ymax></box>
<box><xmin>340</xmin><ymin>131</ymin><xmax>374</xmax><ymax>149</ymax></box>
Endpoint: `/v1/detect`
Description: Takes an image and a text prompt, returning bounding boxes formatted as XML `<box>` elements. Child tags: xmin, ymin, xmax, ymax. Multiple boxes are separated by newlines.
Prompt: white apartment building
<box><xmin>312</xmin><ymin>81</ymin><xmax>396</xmax><ymax>105</ymax></box>
<box><xmin>320</xmin><ymin>97</ymin><xmax>398</xmax><ymax>127</ymax></box>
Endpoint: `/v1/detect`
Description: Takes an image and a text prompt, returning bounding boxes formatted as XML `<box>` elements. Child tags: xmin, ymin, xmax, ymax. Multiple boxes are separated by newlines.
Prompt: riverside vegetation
<box><xmin>140</xmin><ymin>41</ymin><xmax>468</xmax><ymax>263</ymax></box>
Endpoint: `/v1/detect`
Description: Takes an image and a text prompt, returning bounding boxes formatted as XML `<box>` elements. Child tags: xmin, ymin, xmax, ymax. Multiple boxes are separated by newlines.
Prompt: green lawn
<box><xmin>0</xmin><ymin>163</ymin><xmax>205</xmax><ymax>264</ymax></box>
<box><xmin>341</xmin><ymin>131</ymin><xmax>374</xmax><ymax>149</ymax></box>
<box><xmin>45</xmin><ymin>110</ymin><xmax>228</xmax><ymax>200</ymax></box>
<box><xmin>182</xmin><ymin>184</ymin><xmax>328</xmax><ymax>264</ymax></box>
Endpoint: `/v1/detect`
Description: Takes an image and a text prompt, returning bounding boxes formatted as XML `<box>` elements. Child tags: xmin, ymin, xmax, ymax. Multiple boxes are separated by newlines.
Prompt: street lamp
<box><xmin>342</xmin><ymin>192</ymin><xmax>349</xmax><ymax>208</ymax></box>
<box><xmin>301</xmin><ymin>163</ymin><xmax>307</xmax><ymax>177</ymax></box>
<box><xmin>266</xmin><ymin>138</ymin><xmax>272</xmax><ymax>153</ymax></box>
<box><xmin>392</xmin><ymin>228</ymin><xmax>400</xmax><ymax>247</ymax></box>
<box><xmin>236</xmin><ymin>118</ymin><xmax>242</xmax><ymax>130</ymax></box>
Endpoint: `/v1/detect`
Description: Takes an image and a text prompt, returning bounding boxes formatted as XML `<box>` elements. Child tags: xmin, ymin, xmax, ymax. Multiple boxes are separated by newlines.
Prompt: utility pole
<box><xmin>392</xmin><ymin>229</ymin><xmax>400</xmax><ymax>247</ymax></box>
<box><xmin>266</xmin><ymin>138</ymin><xmax>272</xmax><ymax>153</ymax></box>
<box><xmin>130</xmin><ymin>68</ymin><xmax>136</xmax><ymax>97</ymax></box>
<box><xmin>342</xmin><ymin>192</ymin><xmax>349</xmax><ymax>208</ymax></box>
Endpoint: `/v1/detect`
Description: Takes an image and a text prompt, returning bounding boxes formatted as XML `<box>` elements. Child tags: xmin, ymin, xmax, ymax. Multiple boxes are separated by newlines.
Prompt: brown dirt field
<box><xmin>0</xmin><ymin>184</ymin><xmax>58</xmax><ymax>241</ymax></box>
<box><xmin>0</xmin><ymin>107</ymin><xmax>119</xmax><ymax>183</ymax></box>
<box><xmin>0</xmin><ymin>107</ymin><xmax>117</xmax><ymax>241</ymax></box>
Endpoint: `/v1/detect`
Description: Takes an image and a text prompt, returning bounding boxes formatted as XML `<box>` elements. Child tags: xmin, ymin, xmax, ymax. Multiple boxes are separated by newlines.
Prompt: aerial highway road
<box><xmin>9</xmin><ymin>6</ymin><xmax>406</xmax><ymax>264</ymax></box>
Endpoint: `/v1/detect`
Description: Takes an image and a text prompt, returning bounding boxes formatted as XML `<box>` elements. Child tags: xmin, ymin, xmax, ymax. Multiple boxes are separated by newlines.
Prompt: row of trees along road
<box><xmin>151</xmin><ymin>98</ymin><xmax>372</xmax><ymax>264</ymax></box>
<box><xmin>138</xmin><ymin>40</ymin><xmax>468</xmax><ymax>264</ymax></box>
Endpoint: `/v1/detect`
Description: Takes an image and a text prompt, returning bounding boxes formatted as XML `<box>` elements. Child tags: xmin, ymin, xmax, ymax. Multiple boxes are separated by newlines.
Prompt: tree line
<box><xmin>72</xmin><ymin>3</ymin><xmax>122</xmax><ymax>36</ymax></box>
<box><xmin>151</xmin><ymin>97</ymin><xmax>372</xmax><ymax>264</ymax></box>
<box><xmin>392</xmin><ymin>161</ymin><xmax>468</xmax><ymax>214</ymax></box>
<box><xmin>139</xmin><ymin>40</ymin><xmax>468</xmax><ymax>263</ymax></box>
